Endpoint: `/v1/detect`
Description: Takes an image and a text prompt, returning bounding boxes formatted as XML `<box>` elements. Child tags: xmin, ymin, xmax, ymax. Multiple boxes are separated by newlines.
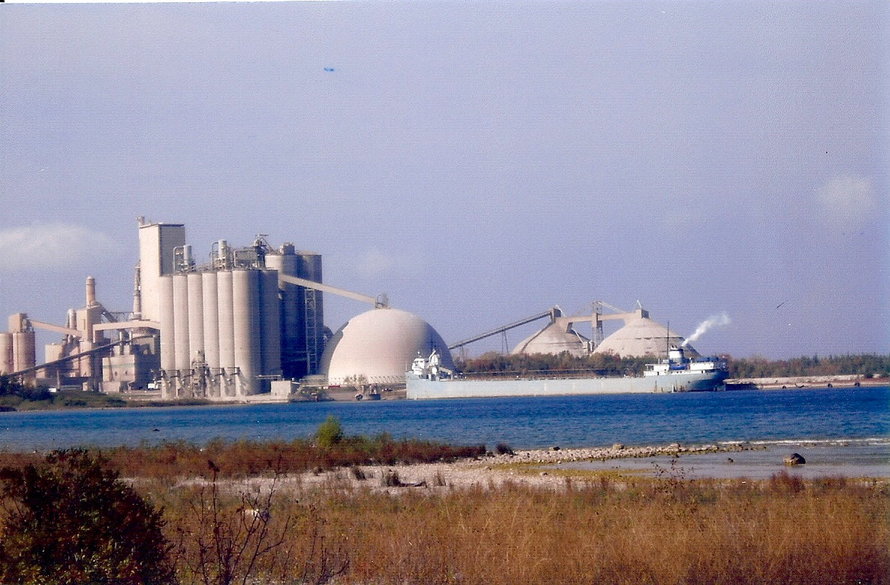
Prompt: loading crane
<box><xmin>447</xmin><ymin>307</ymin><xmax>562</xmax><ymax>351</ymax></box>
<box><xmin>447</xmin><ymin>301</ymin><xmax>647</xmax><ymax>356</ymax></box>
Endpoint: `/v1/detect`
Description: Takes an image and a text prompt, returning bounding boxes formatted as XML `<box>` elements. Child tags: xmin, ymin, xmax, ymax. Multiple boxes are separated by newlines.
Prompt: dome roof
<box><xmin>593</xmin><ymin>315</ymin><xmax>697</xmax><ymax>358</ymax></box>
<box><xmin>511</xmin><ymin>322</ymin><xmax>589</xmax><ymax>357</ymax></box>
<box><xmin>320</xmin><ymin>307</ymin><xmax>454</xmax><ymax>386</ymax></box>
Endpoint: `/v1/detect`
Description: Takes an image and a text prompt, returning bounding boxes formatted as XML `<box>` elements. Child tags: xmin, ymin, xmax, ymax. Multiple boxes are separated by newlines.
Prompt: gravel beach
<box><xmin>285</xmin><ymin>442</ymin><xmax>763</xmax><ymax>493</ymax></box>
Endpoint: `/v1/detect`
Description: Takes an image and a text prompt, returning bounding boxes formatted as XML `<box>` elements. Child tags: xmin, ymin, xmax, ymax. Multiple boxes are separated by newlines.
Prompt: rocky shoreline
<box><xmin>288</xmin><ymin>442</ymin><xmax>760</xmax><ymax>493</ymax></box>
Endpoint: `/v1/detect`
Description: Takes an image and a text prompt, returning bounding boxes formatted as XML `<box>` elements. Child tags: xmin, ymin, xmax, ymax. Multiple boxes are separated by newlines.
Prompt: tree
<box><xmin>0</xmin><ymin>449</ymin><xmax>176</xmax><ymax>585</ymax></box>
<box><xmin>315</xmin><ymin>415</ymin><xmax>344</xmax><ymax>449</ymax></box>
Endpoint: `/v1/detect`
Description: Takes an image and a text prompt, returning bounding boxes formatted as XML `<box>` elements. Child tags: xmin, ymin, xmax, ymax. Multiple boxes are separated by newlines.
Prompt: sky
<box><xmin>0</xmin><ymin>0</ymin><xmax>887</xmax><ymax>360</ymax></box>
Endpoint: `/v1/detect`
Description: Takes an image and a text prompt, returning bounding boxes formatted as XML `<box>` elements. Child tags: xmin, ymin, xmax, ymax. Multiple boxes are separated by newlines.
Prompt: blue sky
<box><xmin>1</xmin><ymin>0</ymin><xmax>887</xmax><ymax>359</ymax></box>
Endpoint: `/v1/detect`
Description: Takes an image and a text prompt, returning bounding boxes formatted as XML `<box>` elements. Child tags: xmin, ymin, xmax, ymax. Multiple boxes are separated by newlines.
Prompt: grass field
<box><xmin>1</xmin><ymin>439</ymin><xmax>887</xmax><ymax>585</ymax></box>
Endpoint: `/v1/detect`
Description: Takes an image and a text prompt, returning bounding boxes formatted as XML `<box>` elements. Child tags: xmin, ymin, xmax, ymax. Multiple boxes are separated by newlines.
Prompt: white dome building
<box><xmin>320</xmin><ymin>307</ymin><xmax>454</xmax><ymax>386</ymax></box>
<box><xmin>511</xmin><ymin>322</ymin><xmax>589</xmax><ymax>357</ymax></box>
<box><xmin>593</xmin><ymin>308</ymin><xmax>696</xmax><ymax>359</ymax></box>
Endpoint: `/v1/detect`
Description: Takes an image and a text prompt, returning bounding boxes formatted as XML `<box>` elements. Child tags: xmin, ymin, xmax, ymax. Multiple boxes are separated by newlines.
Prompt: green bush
<box><xmin>315</xmin><ymin>415</ymin><xmax>344</xmax><ymax>449</ymax></box>
<box><xmin>0</xmin><ymin>449</ymin><xmax>176</xmax><ymax>585</ymax></box>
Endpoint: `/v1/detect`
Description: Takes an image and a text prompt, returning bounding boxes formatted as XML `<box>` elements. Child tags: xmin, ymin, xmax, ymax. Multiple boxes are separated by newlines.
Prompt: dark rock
<box><xmin>783</xmin><ymin>453</ymin><xmax>806</xmax><ymax>466</ymax></box>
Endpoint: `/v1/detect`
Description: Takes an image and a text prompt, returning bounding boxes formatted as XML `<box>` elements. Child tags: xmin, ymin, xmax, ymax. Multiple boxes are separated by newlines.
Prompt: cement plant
<box><xmin>1</xmin><ymin>218</ymin><xmax>702</xmax><ymax>402</ymax></box>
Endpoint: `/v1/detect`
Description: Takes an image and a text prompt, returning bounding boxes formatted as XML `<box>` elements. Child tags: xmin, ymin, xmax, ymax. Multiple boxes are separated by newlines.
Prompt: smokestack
<box><xmin>132</xmin><ymin>263</ymin><xmax>143</xmax><ymax>319</ymax></box>
<box><xmin>85</xmin><ymin>276</ymin><xmax>97</xmax><ymax>307</ymax></box>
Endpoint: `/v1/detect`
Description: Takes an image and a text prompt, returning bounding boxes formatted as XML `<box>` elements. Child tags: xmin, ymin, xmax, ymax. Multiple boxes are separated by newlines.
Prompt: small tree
<box><xmin>0</xmin><ymin>449</ymin><xmax>175</xmax><ymax>585</ymax></box>
<box><xmin>315</xmin><ymin>415</ymin><xmax>343</xmax><ymax>449</ymax></box>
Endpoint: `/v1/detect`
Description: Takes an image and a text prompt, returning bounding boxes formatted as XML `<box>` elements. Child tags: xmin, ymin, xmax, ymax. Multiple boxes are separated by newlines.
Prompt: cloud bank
<box><xmin>816</xmin><ymin>175</ymin><xmax>878</xmax><ymax>232</ymax></box>
<box><xmin>0</xmin><ymin>223</ymin><xmax>116</xmax><ymax>271</ymax></box>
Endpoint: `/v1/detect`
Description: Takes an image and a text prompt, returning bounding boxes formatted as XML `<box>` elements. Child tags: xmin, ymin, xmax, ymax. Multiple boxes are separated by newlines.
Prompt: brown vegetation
<box><xmin>155</xmin><ymin>470</ymin><xmax>889</xmax><ymax>585</ymax></box>
<box><xmin>1</xmin><ymin>441</ymin><xmax>887</xmax><ymax>585</ymax></box>
<box><xmin>0</xmin><ymin>436</ymin><xmax>486</xmax><ymax>482</ymax></box>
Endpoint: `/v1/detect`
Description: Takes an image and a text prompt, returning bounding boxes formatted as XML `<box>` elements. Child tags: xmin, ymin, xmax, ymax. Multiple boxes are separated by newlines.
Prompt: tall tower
<box><xmin>137</xmin><ymin>218</ymin><xmax>185</xmax><ymax>324</ymax></box>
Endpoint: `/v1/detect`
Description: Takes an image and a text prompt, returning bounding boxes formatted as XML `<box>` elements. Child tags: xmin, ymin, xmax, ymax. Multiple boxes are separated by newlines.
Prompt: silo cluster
<box><xmin>0</xmin><ymin>314</ymin><xmax>36</xmax><ymax>376</ymax></box>
<box><xmin>150</xmin><ymin>229</ymin><xmax>325</xmax><ymax>399</ymax></box>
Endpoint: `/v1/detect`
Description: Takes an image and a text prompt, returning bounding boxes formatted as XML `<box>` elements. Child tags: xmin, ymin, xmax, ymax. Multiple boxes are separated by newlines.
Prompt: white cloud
<box><xmin>815</xmin><ymin>175</ymin><xmax>878</xmax><ymax>231</ymax></box>
<box><xmin>0</xmin><ymin>223</ymin><xmax>116</xmax><ymax>271</ymax></box>
<box><xmin>355</xmin><ymin>247</ymin><xmax>397</xmax><ymax>278</ymax></box>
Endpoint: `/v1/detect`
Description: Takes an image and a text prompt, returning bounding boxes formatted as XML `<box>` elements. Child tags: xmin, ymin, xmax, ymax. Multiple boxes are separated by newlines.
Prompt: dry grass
<box><xmin>150</xmin><ymin>470</ymin><xmax>889</xmax><ymax>585</ymax></box>
<box><xmin>2</xmin><ymin>445</ymin><xmax>887</xmax><ymax>585</ymax></box>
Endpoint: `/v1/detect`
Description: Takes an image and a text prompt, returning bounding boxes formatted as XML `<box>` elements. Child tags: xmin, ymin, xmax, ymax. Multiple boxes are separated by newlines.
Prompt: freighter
<box><xmin>406</xmin><ymin>347</ymin><xmax>728</xmax><ymax>400</ymax></box>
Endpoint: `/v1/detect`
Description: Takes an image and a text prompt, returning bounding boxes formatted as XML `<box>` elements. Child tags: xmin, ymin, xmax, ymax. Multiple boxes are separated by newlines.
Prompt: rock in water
<box><xmin>783</xmin><ymin>453</ymin><xmax>806</xmax><ymax>466</ymax></box>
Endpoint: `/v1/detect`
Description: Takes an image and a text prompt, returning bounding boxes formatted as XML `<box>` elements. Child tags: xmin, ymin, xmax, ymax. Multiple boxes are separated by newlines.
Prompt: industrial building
<box><xmin>320</xmin><ymin>307</ymin><xmax>454</xmax><ymax>387</ymax></box>
<box><xmin>0</xmin><ymin>217</ymin><xmax>458</xmax><ymax>401</ymax></box>
<box><xmin>450</xmin><ymin>303</ymin><xmax>695</xmax><ymax>360</ymax></box>
<box><xmin>1</xmin><ymin>219</ymin><xmax>329</xmax><ymax>400</ymax></box>
<box><xmin>2</xmin><ymin>217</ymin><xmax>700</xmax><ymax>402</ymax></box>
<box><xmin>145</xmin><ymin>219</ymin><xmax>326</xmax><ymax>398</ymax></box>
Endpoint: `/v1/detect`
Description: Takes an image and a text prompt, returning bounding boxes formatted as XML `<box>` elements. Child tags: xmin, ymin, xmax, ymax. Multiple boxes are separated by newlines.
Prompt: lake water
<box><xmin>1</xmin><ymin>387</ymin><xmax>887</xmax><ymax>460</ymax></box>
<box><xmin>559</xmin><ymin>439</ymin><xmax>890</xmax><ymax>479</ymax></box>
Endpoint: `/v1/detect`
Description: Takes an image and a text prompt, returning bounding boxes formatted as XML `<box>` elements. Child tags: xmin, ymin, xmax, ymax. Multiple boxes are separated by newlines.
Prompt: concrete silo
<box><xmin>260</xmin><ymin>269</ymin><xmax>281</xmax><ymax>377</ymax></box>
<box><xmin>172</xmin><ymin>274</ymin><xmax>191</xmax><ymax>372</ymax></box>
<box><xmin>0</xmin><ymin>333</ymin><xmax>13</xmax><ymax>375</ymax></box>
<box><xmin>266</xmin><ymin>244</ymin><xmax>325</xmax><ymax>379</ymax></box>
<box><xmin>201</xmin><ymin>271</ymin><xmax>220</xmax><ymax>372</ymax></box>
<box><xmin>216</xmin><ymin>270</ymin><xmax>236</xmax><ymax>381</ymax></box>
<box><xmin>230</xmin><ymin>269</ymin><xmax>259</xmax><ymax>395</ymax></box>
<box><xmin>148</xmin><ymin>224</ymin><xmax>324</xmax><ymax>400</ymax></box>
<box><xmin>187</xmin><ymin>272</ymin><xmax>205</xmax><ymax>365</ymax></box>
<box><xmin>159</xmin><ymin>275</ymin><xmax>176</xmax><ymax>375</ymax></box>
<box><xmin>8</xmin><ymin>314</ymin><xmax>36</xmax><ymax>373</ymax></box>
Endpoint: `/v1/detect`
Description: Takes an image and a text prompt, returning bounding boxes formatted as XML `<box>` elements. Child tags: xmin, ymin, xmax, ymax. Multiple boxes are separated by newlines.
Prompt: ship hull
<box><xmin>406</xmin><ymin>371</ymin><xmax>727</xmax><ymax>400</ymax></box>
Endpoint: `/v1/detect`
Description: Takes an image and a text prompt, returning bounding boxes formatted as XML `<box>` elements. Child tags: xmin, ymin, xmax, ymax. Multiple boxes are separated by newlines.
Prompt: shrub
<box><xmin>495</xmin><ymin>442</ymin><xmax>515</xmax><ymax>455</ymax></box>
<box><xmin>0</xmin><ymin>449</ymin><xmax>175</xmax><ymax>585</ymax></box>
<box><xmin>381</xmin><ymin>469</ymin><xmax>403</xmax><ymax>487</ymax></box>
<box><xmin>315</xmin><ymin>415</ymin><xmax>344</xmax><ymax>449</ymax></box>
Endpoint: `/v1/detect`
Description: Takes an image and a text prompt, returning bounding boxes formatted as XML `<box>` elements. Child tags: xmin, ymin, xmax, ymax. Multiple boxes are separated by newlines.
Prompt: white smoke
<box><xmin>681</xmin><ymin>312</ymin><xmax>731</xmax><ymax>347</ymax></box>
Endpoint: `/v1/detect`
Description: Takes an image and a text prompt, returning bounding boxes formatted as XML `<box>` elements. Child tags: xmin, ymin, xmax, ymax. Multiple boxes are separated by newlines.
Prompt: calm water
<box><xmin>1</xmin><ymin>387</ymin><xmax>887</xmax><ymax>454</ymax></box>
<box><xmin>561</xmin><ymin>440</ymin><xmax>890</xmax><ymax>479</ymax></box>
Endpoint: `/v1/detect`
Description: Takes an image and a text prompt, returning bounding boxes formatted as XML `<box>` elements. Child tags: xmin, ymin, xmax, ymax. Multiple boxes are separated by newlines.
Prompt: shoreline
<box><xmin>4</xmin><ymin>379</ymin><xmax>884</xmax><ymax>411</ymax></box>
<box><xmin>289</xmin><ymin>441</ymin><xmax>890</xmax><ymax>493</ymax></box>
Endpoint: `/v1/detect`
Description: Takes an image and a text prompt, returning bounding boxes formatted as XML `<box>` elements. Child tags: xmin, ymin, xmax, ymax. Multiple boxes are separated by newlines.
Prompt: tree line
<box><xmin>726</xmin><ymin>353</ymin><xmax>890</xmax><ymax>379</ymax></box>
<box><xmin>455</xmin><ymin>352</ymin><xmax>890</xmax><ymax>379</ymax></box>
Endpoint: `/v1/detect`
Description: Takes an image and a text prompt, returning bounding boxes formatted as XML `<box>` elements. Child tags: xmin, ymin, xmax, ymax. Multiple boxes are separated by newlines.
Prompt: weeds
<box><xmin>381</xmin><ymin>469</ymin><xmax>403</xmax><ymax>487</ymax></box>
<box><xmin>94</xmin><ymin>435</ymin><xmax>485</xmax><ymax>480</ymax></box>
<box><xmin>494</xmin><ymin>442</ymin><xmax>515</xmax><ymax>455</ymax></box>
<box><xmin>1</xmin><ymin>444</ymin><xmax>887</xmax><ymax>585</ymax></box>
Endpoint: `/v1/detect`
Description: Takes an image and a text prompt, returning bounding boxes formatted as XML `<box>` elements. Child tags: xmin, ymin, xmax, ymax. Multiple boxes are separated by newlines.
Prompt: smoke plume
<box><xmin>681</xmin><ymin>312</ymin><xmax>731</xmax><ymax>347</ymax></box>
